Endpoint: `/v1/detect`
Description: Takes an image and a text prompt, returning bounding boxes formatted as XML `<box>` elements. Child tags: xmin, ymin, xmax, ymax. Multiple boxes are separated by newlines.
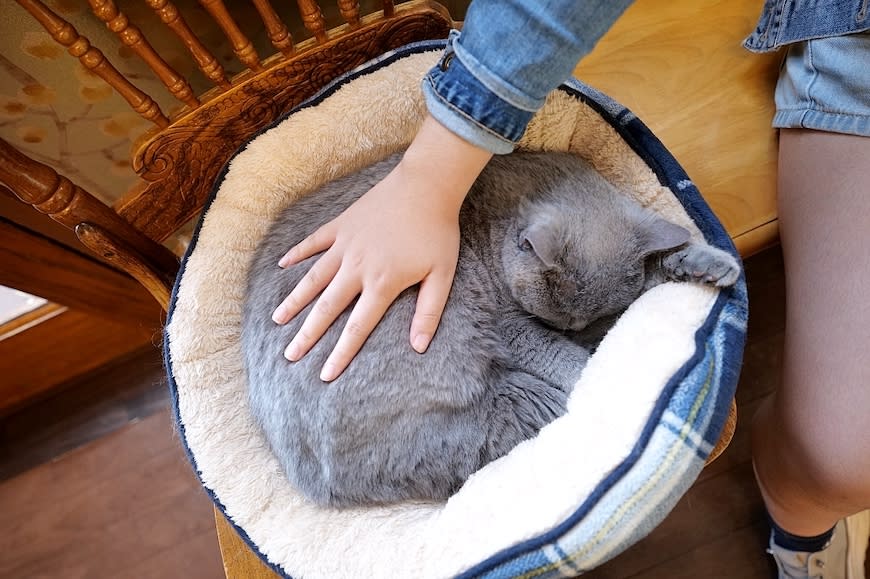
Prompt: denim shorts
<box><xmin>774</xmin><ymin>31</ymin><xmax>870</xmax><ymax>137</ymax></box>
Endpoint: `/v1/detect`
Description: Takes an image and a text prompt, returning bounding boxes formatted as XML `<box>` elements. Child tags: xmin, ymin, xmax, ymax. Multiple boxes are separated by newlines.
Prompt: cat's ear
<box><xmin>522</xmin><ymin>222</ymin><xmax>562</xmax><ymax>267</ymax></box>
<box><xmin>639</xmin><ymin>217</ymin><xmax>691</xmax><ymax>255</ymax></box>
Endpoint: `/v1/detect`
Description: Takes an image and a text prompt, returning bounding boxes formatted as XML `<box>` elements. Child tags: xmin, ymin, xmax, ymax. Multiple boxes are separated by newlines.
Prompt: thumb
<box><xmin>410</xmin><ymin>271</ymin><xmax>453</xmax><ymax>354</ymax></box>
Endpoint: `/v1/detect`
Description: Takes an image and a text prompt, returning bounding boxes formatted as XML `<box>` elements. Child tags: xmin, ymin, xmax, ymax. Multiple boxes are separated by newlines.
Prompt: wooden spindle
<box><xmin>296</xmin><ymin>0</ymin><xmax>328</xmax><ymax>43</ymax></box>
<box><xmin>88</xmin><ymin>0</ymin><xmax>199</xmax><ymax>108</ymax></box>
<box><xmin>382</xmin><ymin>0</ymin><xmax>394</xmax><ymax>18</ymax></box>
<box><xmin>145</xmin><ymin>0</ymin><xmax>231</xmax><ymax>91</ymax></box>
<box><xmin>116</xmin><ymin>0</ymin><xmax>454</xmax><ymax>245</ymax></box>
<box><xmin>0</xmin><ymin>138</ymin><xmax>179</xmax><ymax>306</ymax></box>
<box><xmin>75</xmin><ymin>222</ymin><xmax>173</xmax><ymax>309</ymax></box>
<box><xmin>251</xmin><ymin>0</ymin><xmax>295</xmax><ymax>57</ymax></box>
<box><xmin>198</xmin><ymin>0</ymin><xmax>263</xmax><ymax>72</ymax></box>
<box><xmin>15</xmin><ymin>0</ymin><xmax>168</xmax><ymax>128</ymax></box>
<box><xmin>337</xmin><ymin>0</ymin><xmax>360</xmax><ymax>28</ymax></box>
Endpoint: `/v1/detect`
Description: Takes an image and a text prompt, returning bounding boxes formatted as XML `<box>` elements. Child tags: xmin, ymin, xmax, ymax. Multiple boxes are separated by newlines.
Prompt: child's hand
<box><xmin>271</xmin><ymin>116</ymin><xmax>493</xmax><ymax>381</ymax></box>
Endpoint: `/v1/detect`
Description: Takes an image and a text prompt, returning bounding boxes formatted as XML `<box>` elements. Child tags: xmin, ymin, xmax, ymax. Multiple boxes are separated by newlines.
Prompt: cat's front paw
<box><xmin>662</xmin><ymin>244</ymin><xmax>740</xmax><ymax>287</ymax></box>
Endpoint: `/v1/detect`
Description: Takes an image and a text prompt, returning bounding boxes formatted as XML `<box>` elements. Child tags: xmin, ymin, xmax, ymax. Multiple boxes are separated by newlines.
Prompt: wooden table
<box><xmin>575</xmin><ymin>0</ymin><xmax>781</xmax><ymax>257</ymax></box>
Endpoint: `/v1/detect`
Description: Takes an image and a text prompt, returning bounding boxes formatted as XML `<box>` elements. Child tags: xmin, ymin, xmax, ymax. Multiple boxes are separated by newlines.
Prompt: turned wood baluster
<box><xmin>75</xmin><ymin>222</ymin><xmax>174</xmax><ymax>310</ymax></box>
<box><xmin>251</xmin><ymin>0</ymin><xmax>295</xmax><ymax>57</ymax></box>
<box><xmin>337</xmin><ymin>0</ymin><xmax>361</xmax><ymax>28</ymax></box>
<box><xmin>15</xmin><ymin>0</ymin><xmax>169</xmax><ymax>128</ymax></box>
<box><xmin>145</xmin><ymin>0</ymin><xmax>231</xmax><ymax>91</ymax></box>
<box><xmin>88</xmin><ymin>0</ymin><xmax>199</xmax><ymax>108</ymax></box>
<box><xmin>296</xmin><ymin>0</ymin><xmax>328</xmax><ymax>43</ymax></box>
<box><xmin>382</xmin><ymin>0</ymin><xmax>394</xmax><ymax>18</ymax></box>
<box><xmin>0</xmin><ymin>139</ymin><xmax>179</xmax><ymax>309</ymax></box>
<box><xmin>198</xmin><ymin>0</ymin><xmax>263</xmax><ymax>72</ymax></box>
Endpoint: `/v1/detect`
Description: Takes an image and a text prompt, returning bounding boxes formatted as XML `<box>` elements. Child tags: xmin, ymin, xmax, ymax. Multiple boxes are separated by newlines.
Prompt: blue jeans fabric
<box><xmin>422</xmin><ymin>0</ymin><xmax>633</xmax><ymax>154</ymax></box>
<box><xmin>744</xmin><ymin>1</ymin><xmax>870</xmax><ymax>136</ymax></box>
<box><xmin>423</xmin><ymin>0</ymin><xmax>870</xmax><ymax>153</ymax></box>
<box><xmin>773</xmin><ymin>31</ymin><xmax>870</xmax><ymax>137</ymax></box>
<box><xmin>744</xmin><ymin>0</ymin><xmax>870</xmax><ymax>53</ymax></box>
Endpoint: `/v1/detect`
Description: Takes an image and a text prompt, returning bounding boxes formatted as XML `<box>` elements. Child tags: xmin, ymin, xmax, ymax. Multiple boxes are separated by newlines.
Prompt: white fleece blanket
<box><xmin>166</xmin><ymin>50</ymin><xmax>719</xmax><ymax>578</ymax></box>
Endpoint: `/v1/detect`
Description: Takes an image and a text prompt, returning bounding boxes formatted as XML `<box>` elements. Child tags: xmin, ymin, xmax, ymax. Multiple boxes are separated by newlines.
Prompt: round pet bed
<box><xmin>164</xmin><ymin>40</ymin><xmax>748</xmax><ymax>578</ymax></box>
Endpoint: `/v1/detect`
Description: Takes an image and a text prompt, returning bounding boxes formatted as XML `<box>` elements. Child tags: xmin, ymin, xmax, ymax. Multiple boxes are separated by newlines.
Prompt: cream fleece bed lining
<box><xmin>165</xmin><ymin>48</ymin><xmax>721</xmax><ymax>578</ymax></box>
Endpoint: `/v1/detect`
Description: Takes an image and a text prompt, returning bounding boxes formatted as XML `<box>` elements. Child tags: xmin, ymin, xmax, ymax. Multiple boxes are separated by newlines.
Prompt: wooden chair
<box><xmin>1</xmin><ymin>0</ymin><xmax>453</xmax><ymax>311</ymax></box>
<box><xmin>0</xmin><ymin>0</ymin><xmax>779</xmax><ymax>576</ymax></box>
<box><xmin>0</xmin><ymin>1</ymin><xmax>451</xmax><ymax>575</ymax></box>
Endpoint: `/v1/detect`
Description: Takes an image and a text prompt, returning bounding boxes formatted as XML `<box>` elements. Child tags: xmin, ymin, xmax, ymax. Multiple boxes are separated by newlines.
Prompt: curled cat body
<box><xmin>242</xmin><ymin>151</ymin><xmax>740</xmax><ymax>508</ymax></box>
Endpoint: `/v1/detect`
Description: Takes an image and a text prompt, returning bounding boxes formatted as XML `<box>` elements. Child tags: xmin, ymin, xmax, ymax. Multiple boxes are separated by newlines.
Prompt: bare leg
<box><xmin>752</xmin><ymin>129</ymin><xmax>870</xmax><ymax>536</ymax></box>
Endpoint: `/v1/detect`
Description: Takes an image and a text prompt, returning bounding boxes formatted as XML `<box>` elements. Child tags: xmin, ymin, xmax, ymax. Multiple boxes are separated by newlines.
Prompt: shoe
<box><xmin>767</xmin><ymin>510</ymin><xmax>870</xmax><ymax>579</ymax></box>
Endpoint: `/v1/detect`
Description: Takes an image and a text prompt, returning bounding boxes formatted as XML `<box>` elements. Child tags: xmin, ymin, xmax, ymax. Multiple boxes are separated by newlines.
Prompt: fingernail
<box><xmin>284</xmin><ymin>342</ymin><xmax>300</xmax><ymax>361</ymax></box>
<box><xmin>320</xmin><ymin>363</ymin><xmax>337</xmax><ymax>382</ymax></box>
<box><xmin>412</xmin><ymin>333</ymin><xmax>430</xmax><ymax>354</ymax></box>
<box><xmin>278</xmin><ymin>250</ymin><xmax>297</xmax><ymax>268</ymax></box>
<box><xmin>272</xmin><ymin>308</ymin><xmax>286</xmax><ymax>324</ymax></box>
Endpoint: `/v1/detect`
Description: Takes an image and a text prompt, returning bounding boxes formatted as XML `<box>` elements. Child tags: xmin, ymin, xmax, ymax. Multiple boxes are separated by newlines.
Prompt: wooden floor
<box><xmin>0</xmin><ymin>246</ymin><xmax>831</xmax><ymax>578</ymax></box>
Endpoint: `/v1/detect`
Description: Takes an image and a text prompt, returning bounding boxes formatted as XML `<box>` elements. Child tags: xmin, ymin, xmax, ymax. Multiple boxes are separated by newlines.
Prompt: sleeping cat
<box><xmin>241</xmin><ymin>151</ymin><xmax>740</xmax><ymax>508</ymax></box>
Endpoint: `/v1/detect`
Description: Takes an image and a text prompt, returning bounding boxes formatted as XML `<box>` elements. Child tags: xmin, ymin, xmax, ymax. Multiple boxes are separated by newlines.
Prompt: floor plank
<box><xmin>0</xmin><ymin>346</ymin><xmax>168</xmax><ymax>481</ymax></box>
<box><xmin>0</xmin><ymin>409</ymin><xmax>223</xmax><ymax>579</ymax></box>
<box><xmin>630</xmin><ymin>524</ymin><xmax>777</xmax><ymax>579</ymax></box>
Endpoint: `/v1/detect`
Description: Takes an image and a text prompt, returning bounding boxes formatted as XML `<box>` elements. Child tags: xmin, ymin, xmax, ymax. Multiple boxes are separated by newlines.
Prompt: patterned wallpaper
<box><xmin>2</xmin><ymin>0</ymin><xmax>250</xmax><ymax>206</ymax></box>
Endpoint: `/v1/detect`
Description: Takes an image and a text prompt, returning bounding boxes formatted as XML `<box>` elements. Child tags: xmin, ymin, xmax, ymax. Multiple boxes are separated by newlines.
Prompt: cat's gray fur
<box><xmin>242</xmin><ymin>152</ymin><xmax>739</xmax><ymax>508</ymax></box>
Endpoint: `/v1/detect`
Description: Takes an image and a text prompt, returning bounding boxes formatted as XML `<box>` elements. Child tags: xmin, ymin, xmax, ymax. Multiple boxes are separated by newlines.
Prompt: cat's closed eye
<box><xmin>543</xmin><ymin>270</ymin><xmax>577</xmax><ymax>296</ymax></box>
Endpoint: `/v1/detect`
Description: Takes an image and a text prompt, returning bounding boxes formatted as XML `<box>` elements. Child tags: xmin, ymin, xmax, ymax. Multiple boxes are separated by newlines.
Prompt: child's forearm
<box><xmin>399</xmin><ymin>114</ymin><xmax>493</xmax><ymax>213</ymax></box>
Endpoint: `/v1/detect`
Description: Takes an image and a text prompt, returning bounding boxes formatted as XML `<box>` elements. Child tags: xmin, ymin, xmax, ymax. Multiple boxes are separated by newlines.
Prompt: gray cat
<box><xmin>241</xmin><ymin>151</ymin><xmax>739</xmax><ymax>508</ymax></box>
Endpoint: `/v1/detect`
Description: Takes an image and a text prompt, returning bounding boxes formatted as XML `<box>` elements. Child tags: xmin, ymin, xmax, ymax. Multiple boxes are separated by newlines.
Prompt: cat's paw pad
<box><xmin>663</xmin><ymin>245</ymin><xmax>740</xmax><ymax>287</ymax></box>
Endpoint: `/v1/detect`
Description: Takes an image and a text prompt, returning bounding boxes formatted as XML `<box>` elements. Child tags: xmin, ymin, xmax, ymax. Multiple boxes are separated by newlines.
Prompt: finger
<box><xmin>319</xmin><ymin>289</ymin><xmax>395</xmax><ymax>382</ymax></box>
<box><xmin>278</xmin><ymin>223</ymin><xmax>336</xmax><ymax>268</ymax></box>
<box><xmin>272</xmin><ymin>250</ymin><xmax>341</xmax><ymax>325</ymax></box>
<box><xmin>283</xmin><ymin>268</ymin><xmax>361</xmax><ymax>363</ymax></box>
<box><xmin>409</xmin><ymin>271</ymin><xmax>453</xmax><ymax>354</ymax></box>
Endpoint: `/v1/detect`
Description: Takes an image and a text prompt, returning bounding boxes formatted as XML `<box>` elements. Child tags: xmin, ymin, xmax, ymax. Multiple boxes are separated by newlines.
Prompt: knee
<box><xmin>753</xmin><ymin>400</ymin><xmax>870</xmax><ymax>507</ymax></box>
<box><xmin>794</xmin><ymin>442</ymin><xmax>870</xmax><ymax>507</ymax></box>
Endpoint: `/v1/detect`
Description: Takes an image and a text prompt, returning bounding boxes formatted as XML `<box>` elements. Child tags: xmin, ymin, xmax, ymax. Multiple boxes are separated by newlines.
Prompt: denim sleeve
<box><xmin>422</xmin><ymin>1</ymin><xmax>634</xmax><ymax>154</ymax></box>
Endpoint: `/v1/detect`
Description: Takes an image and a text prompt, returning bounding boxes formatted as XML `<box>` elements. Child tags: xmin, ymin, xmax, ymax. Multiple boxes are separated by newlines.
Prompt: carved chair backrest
<box><xmin>0</xmin><ymin>0</ymin><xmax>453</xmax><ymax>309</ymax></box>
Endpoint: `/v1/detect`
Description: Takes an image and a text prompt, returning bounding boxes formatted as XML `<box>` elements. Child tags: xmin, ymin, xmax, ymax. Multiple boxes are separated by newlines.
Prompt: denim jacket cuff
<box><xmin>422</xmin><ymin>30</ymin><xmax>535</xmax><ymax>155</ymax></box>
